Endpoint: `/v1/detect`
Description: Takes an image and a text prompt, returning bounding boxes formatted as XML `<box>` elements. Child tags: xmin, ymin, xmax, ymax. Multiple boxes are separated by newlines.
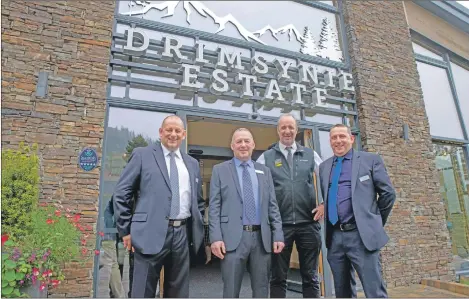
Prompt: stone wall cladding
<box><xmin>1</xmin><ymin>0</ymin><xmax>115</xmax><ymax>296</ymax></box>
<box><xmin>342</xmin><ymin>1</ymin><xmax>454</xmax><ymax>287</ymax></box>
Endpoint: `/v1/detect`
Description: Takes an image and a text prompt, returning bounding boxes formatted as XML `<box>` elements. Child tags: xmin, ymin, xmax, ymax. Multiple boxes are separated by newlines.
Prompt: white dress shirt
<box><xmin>278</xmin><ymin>141</ymin><xmax>297</xmax><ymax>160</ymax></box>
<box><xmin>161</xmin><ymin>144</ymin><xmax>191</xmax><ymax>220</ymax></box>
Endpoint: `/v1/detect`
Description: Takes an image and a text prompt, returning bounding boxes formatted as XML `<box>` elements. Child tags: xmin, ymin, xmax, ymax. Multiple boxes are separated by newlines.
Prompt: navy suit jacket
<box><xmin>319</xmin><ymin>150</ymin><xmax>396</xmax><ymax>251</ymax></box>
<box><xmin>113</xmin><ymin>142</ymin><xmax>204</xmax><ymax>255</ymax></box>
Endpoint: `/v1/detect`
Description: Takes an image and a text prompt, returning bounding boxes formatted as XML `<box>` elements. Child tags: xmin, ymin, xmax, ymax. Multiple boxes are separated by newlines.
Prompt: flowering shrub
<box><xmin>1</xmin><ymin>204</ymin><xmax>91</xmax><ymax>297</ymax></box>
<box><xmin>1</xmin><ymin>238</ymin><xmax>60</xmax><ymax>297</ymax></box>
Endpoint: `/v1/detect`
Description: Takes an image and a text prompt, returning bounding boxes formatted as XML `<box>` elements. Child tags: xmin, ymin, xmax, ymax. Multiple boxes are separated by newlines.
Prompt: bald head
<box><xmin>277</xmin><ymin>113</ymin><xmax>298</xmax><ymax>146</ymax></box>
<box><xmin>159</xmin><ymin>115</ymin><xmax>186</xmax><ymax>151</ymax></box>
<box><xmin>231</xmin><ymin>128</ymin><xmax>255</xmax><ymax>162</ymax></box>
<box><xmin>161</xmin><ymin>115</ymin><xmax>185</xmax><ymax>128</ymax></box>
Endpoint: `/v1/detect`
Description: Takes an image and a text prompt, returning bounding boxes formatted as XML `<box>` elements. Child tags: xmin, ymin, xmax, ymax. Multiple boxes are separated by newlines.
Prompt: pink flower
<box><xmin>81</xmin><ymin>248</ymin><xmax>88</xmax><ymax>256</ymax></box>
<box><xmin>32</xmin><ymin>268</ymin><xmax>40</xmax><ymax>276</ymax></box>
<box><xmin>55</xmin><ymin>210</ymin><xmax>61</xmax><ymax>217</ymax></box>
<box><xmin>39</xmin><ymin>283</ymin><xmax>46</xmax><ymax>291</ymax></box>
<box><xmin>98</xmin><ymin>231</ymin><xmax>104</xmax><ymax>237</ymax></box>
<box><xmin>51</xmin><ymin>280</ymin><xmax>60</xmax><ymax>287</ymax></box>
<box><xmin>95</xmin><ymin>249</ymin><xmax>100</xmax><ymax>256</ymax></box>
<box><xmin>81</xmin><ymin>239</ymin><xmax>87</xmax><ymax>246</ymax></box>
<box><xmin>73</xmin><ymin>214</ymin><xmax>81</xmax><ymax>222</ymax></box>
<box><xmin>46</xmin><ymin>219</ymin><xmax>54</xmax><ymax>224</ymax></box>
<box><xmin>42</xmin><ymin>270</ymin><xmax>52</xmax><ymax>278</ymax></box>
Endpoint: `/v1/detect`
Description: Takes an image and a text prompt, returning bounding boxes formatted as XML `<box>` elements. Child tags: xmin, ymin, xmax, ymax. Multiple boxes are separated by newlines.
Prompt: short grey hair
<box><xmin>277</xmin><ymin>113</ymin><xmax>299</xmax><ymax>130</ymax></box>
<box><xmin>330</xmin><ymin>123</ymin><xmax>352</xmax><ymax>135</ymax></box>
<box><xmin>231</xmin><ymin>128</ymin><xmax>254</xmax><ymax>143</ymax></box>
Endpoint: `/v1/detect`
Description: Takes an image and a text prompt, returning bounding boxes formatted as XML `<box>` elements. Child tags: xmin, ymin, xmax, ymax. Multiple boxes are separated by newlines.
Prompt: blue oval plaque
<box><xmin>79</xmin><ymin>148</ymin><xmax>98</xmax><ymax>171</ymax></box>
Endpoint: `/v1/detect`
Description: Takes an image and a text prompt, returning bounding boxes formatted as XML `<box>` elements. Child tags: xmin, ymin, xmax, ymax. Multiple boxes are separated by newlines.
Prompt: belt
<box><xmin>334</xmin><ymin>222</ymin><xmax>357</xmax><ymax>232</ymax></box>
<box><xmin>168</xmin><ymin>219</ymin><xmax>187</xmax><ymax>227</ymax></box>
<box><xmin>243</xmin><ymin>225</ymin><xmax>261</xmax><ymax>232</ymax></box>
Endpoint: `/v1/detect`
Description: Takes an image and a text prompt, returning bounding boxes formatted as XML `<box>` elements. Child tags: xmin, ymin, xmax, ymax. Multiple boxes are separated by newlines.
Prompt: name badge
<box><xmin>255</xmin><ymin>170</ymin><xmax>264</xmax><ymax>174</ymax></box>
<box><xmin>196</xmin><ymin>178</ymin><xmax>199</xmax><ymax>183</ymax></box>
<box><xmin>359</xmin><ymin>175</ymin><xmax>370</xmax><ymax>182</ymax></box>
<box><xmin>274</xmin><ymin>158</ymin><xmax>282</xmax><ymax>167</ymax></box>
<box><xmin>300</xmin><ymin>159</ymin><xmax>309</xmax><ymax>162</ymax></box>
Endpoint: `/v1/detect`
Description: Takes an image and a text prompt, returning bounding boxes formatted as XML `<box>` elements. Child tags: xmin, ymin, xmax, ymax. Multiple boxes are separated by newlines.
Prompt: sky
<box><xmin>458</xmin><ymin>1</ymin><xmax>469</xmax><ymax>9</ymax></box>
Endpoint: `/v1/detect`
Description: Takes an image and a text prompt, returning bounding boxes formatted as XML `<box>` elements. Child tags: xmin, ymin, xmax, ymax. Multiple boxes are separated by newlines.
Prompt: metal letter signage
<box><xmin>122</xmin><ymin>29</ymin><xmax>355</xmax><ymax>111</ymax></box>
<box><xmin>123</xmin><ymin>27</ymin><xmax>149</xmax><ymax>56</ymax></box>
<box><xmin>78</xmin><ymin>148</ymin><xmax>98</xmax><ymax>172</ymax></box>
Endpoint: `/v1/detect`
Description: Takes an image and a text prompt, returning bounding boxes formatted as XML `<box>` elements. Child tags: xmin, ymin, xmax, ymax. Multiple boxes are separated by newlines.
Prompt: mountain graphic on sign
<box><xmin>253</xmin><ymin>25</ymin><xmax>303</xmax><ymax>43</ymax></box>
<box><xmin>123</xmin><ymin>1</ymin><xmax>343</xmax><ymax>61</ymax></box>
<box><xmin>124</xmin><ymin>0</ymin><xmax>266</xmax><ymax>44</ymax></box>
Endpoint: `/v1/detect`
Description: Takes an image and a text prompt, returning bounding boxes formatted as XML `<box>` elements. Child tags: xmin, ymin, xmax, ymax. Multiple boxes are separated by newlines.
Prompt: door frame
<box><xmin>180</xmin><ymin>111</ymin><xmax>334</xmax><ymax>297</ymax></box>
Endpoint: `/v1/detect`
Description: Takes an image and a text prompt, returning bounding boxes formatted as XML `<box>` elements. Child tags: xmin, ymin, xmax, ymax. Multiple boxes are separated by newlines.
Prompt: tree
<box><xmin>318</xmin><ymin>17</ymin><xmax>343</xmax><ymax>61</ymax></box>
<box><xmin>299</xmin><ymin>26</ymin><xmax>319</xmax><ymax>56</ymax></box>
<box><xmin>123</xmin><ymin>135</ymin><xmax>149</xmax><ymax>162</ymax></box>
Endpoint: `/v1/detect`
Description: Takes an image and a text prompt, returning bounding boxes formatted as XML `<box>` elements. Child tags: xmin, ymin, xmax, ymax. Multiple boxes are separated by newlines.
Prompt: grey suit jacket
<box><xmin>319</xmin><ymin>150</ymin><xmax>396</xmax><ymax>251</ymax></box>
<box><xmin>113</xmin><ymin>143</ymin><xmax>204</xmax><ymax>255</ymax></box>
<box><xmin>209</xmin><ymin>159</ymin><xmax>284</xmax><ymax>253</ymax></box>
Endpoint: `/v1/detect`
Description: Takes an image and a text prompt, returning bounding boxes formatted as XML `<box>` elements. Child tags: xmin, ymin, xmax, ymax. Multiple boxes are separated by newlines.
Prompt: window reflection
<box><xmin>434</xmin><ymin>144</ymin><xmax>469</xmax><ymax>274</ymax></box>
<box><xmin>451</xmin><ymin>62</ymin><xmax>469</xmax><ymax>133</ymax></box>
<box><xmin>97</xmin><ymin>108</ymin><xmax>173</xmax><ymax>297</ymax></box>
<box><xmin>416</xmin><ymin>62</ymin><xmax>464</xmax><ymax>139</ymax></box>
<box><xmin>412</xmin><ymin>42</ymin><xmax>443</xmax><ymax>61</ymax></box>
<box><xmin>319</xmin><ymin>130</ymin><xmax>333</xmax><ymax>160</ymax></box>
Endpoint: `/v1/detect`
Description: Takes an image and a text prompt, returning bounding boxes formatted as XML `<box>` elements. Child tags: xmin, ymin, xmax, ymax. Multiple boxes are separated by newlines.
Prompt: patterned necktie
<box><xmin>328</xmin><ymin>156</ymin><xmax>344</xmax><ymax>225</ymax></box>
<box><xmin>286</xmin><ymin>146</ymin><xmax>293</xmax><ymax>178</ymax></box>
<box><xmin>241</xmin><ymin>162</ymin><xmax>256</xmax><ymax>223</ymax></box>
<box><xmin>169</xmin><ymin>151</ymin><xmax>180</xmax><ymax>219</ymax></box>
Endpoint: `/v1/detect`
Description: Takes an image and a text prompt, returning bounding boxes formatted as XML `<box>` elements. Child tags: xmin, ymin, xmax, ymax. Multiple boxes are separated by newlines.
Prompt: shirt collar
<box><xmin>161</xmin><ymin>143</ymin><xmax>181</xmax><ymax>159</ymax></box>
<box><xmin>334</xmin><ymin>149</ymin><xmax>353</xmax><ymax>161</ymax></box>
<box><xmin>279</xmin><ymin>142</ymin><xmax>297</xmax><ymax>152</ymax></box>
<box><xmin>233</xmin><ymin>157</ymin><xmax>253</xmax><ymax>168</ymax></box>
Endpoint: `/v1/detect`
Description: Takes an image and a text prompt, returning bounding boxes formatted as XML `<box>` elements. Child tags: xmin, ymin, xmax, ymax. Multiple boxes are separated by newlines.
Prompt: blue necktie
<box><xmin>241</xmin><ymin>162</ymin><xmax>256</xmax><ymax>223</ymax></box>
<box><xmin>328</xmin><ymin>157</ymin><xmax>344</xmax><ymax>225</ymax></box>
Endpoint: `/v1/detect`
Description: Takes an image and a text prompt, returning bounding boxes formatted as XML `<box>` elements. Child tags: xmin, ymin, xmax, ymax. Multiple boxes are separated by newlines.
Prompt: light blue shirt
<box><xmin>233</xmin><ymin>158</ymin><xmax>260</xmax><ymax>225</ymax></box>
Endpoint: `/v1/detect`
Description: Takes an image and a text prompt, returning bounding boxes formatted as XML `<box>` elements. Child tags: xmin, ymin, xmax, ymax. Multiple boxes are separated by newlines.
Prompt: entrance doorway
<box><xmin>184</xmin><ymin>116</ymin><xmax>323</xmax><ymax>297</ymax></box>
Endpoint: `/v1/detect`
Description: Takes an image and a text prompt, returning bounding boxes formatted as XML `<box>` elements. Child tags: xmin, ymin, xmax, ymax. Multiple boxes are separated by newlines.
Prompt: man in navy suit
<box><xmin>319</xmin><ymin>124</ymin><xmax>396</xmax><ymax>298</ymax></box>
<box><xmin>113</xmin><ymin>115</ymin><xmax>204</xmax><ymax>298</ymax></box>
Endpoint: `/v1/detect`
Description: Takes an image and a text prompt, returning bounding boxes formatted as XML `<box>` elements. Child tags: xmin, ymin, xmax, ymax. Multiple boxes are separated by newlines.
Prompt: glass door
<box><xmin>94</xmin><ymin>106</ymin><xmax>174</xmax><ymax>298</ymax></box>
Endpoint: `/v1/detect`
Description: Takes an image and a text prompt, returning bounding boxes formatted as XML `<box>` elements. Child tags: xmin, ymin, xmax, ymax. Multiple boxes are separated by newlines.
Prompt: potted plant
<box><xmin>1</xmin><ymin>237</ymin><xmax>60</xmax><ymax>298</ymax></box>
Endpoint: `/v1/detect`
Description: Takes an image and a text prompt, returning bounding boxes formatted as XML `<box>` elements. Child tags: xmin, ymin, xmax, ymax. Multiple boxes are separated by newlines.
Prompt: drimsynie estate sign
<box><xmin>111</xmin><ymin>1</ymin><xmax>356</xmax><ymax>118</ymax></box>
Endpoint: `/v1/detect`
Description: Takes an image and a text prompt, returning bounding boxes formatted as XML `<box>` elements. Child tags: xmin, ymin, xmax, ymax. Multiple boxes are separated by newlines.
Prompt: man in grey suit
<box><xmin>209</xmin><ymin>128</ymin><xmax>285</xmax><ymax>298</ymax></box>
<box><xmin>113</xmin><ymin>115</ymin><xmax>204</xmax><ymax>298</ymax></box>
<box><xmin>319</xmin><ymin>124</ymin><xmax>396</xmax><ymax>298</ymax></box>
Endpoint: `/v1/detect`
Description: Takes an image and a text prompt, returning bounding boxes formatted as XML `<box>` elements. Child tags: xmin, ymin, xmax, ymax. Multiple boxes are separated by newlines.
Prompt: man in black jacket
<box><xmin>257</xmin><ymin>114</ymin><xmax>324</xmax><ymax>298</ymax></box>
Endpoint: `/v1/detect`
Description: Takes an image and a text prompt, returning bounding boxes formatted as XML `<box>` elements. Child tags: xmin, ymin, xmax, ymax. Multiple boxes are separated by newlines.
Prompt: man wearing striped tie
<box><xmin>318</xmin><ymin>124</ymin><xmax>396</xmax><ymax>298</ymax></box>
<box><xmin>113</xmin><ymin>115</ymin><xmax>204</xmax><ymax>298</ymax></box>
<box><xmin>209</xmin><ymin>128</ymin><xmax>284</xmax><ymax>298</ymax></box>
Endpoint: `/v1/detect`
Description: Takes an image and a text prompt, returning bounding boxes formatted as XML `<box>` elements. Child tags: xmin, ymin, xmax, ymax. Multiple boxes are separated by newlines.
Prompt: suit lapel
<box><xmin>153</xmin><ymin>143</ymin><xmax>170</xmax><ymax>189</ymax></box>
<box><xmin>181</xmin><ymin>153</ymin><xmax>195</xmax><ymax>200</ymax></box>
<box><xmin>229</xmin><ymin>159</ymin><xmax>243</xmax><ymax>202</ymax></box>
<box><xmin>254</xmin><ymin>163</ymin><xmax>264</xmax><ymax>204</ymax></box>
<box><xmin>351</xmin><ymin>150</ymin><xmax>360</xmax><ymax>197</ymax></box>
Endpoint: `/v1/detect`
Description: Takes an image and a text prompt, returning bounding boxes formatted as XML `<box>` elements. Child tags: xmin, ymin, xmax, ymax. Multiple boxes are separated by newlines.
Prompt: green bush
<box><xmin>1</xmin><ymin>143</ymin><xmax>40</xmax><ymax>238</ymax></box>
<box><xmin>22</xmin><ymin>206</ymin><xmax>81</xmax><ymax>266</ymax></box>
